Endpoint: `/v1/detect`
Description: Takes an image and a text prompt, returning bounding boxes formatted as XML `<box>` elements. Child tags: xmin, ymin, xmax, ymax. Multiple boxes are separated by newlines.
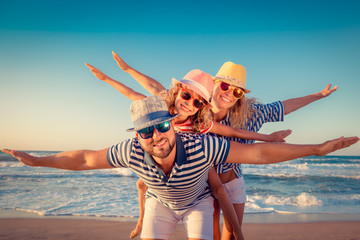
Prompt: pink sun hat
<box><xmin>171</xmin><ymin>69</ymin><xmax>214</xmax><ymax>104</ymax></box>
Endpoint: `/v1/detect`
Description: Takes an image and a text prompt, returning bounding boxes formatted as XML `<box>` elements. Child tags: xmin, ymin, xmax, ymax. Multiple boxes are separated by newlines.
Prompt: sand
<box><xmin>1</xmin><ymin>218</ymin><xmax>359</xmax><ymax>240</ymax></box>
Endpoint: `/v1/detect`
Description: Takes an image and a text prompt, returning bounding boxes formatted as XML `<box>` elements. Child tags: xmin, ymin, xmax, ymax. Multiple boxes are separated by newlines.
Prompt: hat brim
<box><xmin>215</xmin><ymin>77</ymin><xmax>251</xmax><ymax>93</ymax></box>
<box><xmin>126</xmin><ymin>113</ymin><xmax>178</xmax><ymax>132</ymax></box>
<box><xmin>172</xmin><ymin>78</ymin><xmax>214</xmax><ymax>108</ymax></box>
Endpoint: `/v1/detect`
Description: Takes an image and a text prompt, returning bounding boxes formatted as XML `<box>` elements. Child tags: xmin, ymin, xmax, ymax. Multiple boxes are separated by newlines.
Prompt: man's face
<box><xmin>136</xmin><ymin>121</ymin><xmax>176</xmax><ymax>159</ymax></box>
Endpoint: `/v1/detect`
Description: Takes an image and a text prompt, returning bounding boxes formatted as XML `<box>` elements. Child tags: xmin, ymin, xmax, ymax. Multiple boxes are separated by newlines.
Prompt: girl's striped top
<box><xmin>174</xmin><ymin>117</ymin><xmax>213</xmax><ymax>134</ymax></box>
<box><xmin>211</xmin><ymin>101</ymin><xmax>284</xmax><ymax>177</ymax></box>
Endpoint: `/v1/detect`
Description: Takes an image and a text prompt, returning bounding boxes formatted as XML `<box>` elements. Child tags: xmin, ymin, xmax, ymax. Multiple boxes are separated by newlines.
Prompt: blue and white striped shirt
<box><xmin>107</xmin><ymin>132</ymin><xmax>230</xmax><ymax>211</ymax></box>
<box><xmin>212</xmin><ymin>101</ymin><xmax>284</xmax><ymax>177</ymax></box>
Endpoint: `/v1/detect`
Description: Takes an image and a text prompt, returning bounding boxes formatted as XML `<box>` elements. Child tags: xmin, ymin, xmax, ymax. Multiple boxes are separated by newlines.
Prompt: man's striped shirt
<box><xmin>212</xmin><ymin>101</ymin><xmax>284</xmax><ymax>177</ymax></box>
<box><xmin>107</xmin><ymin>132</ymin><xmax>230</xmax><ymax>211</ymax></box>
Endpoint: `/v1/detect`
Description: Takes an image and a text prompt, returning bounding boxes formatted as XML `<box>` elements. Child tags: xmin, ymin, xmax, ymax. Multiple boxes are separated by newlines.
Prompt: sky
<box><xmin>1</xmin><ymin>0</ymin><xmax>359</xmax><ymax>155</ymax></box>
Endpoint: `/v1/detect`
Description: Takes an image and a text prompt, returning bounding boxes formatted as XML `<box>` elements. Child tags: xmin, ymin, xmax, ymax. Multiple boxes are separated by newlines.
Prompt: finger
<box><xmin>112</xmin><ymin>51</ymin><xmax>120</xmax><ymax>59</ymax></box>
<box><xmin>283</xmin><ymin>130</ymin><xmax>292</xmax><ymax>138</ymax></box>
<box><xmin>280</xmin><ymin>130</ymin><xmax>292</xmax><ymax>138</ymax></box>
<box><xmin>331</xmin><ymin>85</ymin><xmax>338</xmax><ymax>92</ymax></box>
<box><xmin>1</xmin><ymin>149</ymin><xmax>12</xmax><ymax>154</ymax></box>
<box><xmin>86</xmin><ymin>63</ymin><xmax>96</xmax><ymax>70</ymax></box>
<box><xmin>342</xmin><ymin>136</ymin><xmax>360</xmax><ymax>148</ymax></box>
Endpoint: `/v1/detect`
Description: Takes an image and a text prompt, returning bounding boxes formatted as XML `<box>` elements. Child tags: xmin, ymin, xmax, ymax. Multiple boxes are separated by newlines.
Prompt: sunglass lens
<box><xmin>180</xmin><ymin>90</ymin><xmax>192</xmax><ymax>100</ymax></box>
<box><xmin>233</xmin><ymin>88</ymin><xmax>244</xmax><ymax>99</ymax></box>
<box><xmin>220</xmin><ymin>82</ymin><xmax>230</xmax><ymax>91</ymax></box>
<box><xmin>193</xmin><ymin>99</ymin><xmax>204</xmax><ymax>109</ymax></box>
<box><xmin>138</xmin><ymin>126</ymin><xmax>154</xmax><ymax>139</ymax></box>
<box><xmin>156</xmin><ymin>121</ymin><xmax>171</xmax><ymax>133</ymax></box>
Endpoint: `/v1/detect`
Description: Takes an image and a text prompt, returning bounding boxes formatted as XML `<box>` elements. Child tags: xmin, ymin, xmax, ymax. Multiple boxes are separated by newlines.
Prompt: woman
<box><xmin>210</xmin><ymin>61</ymin><xmax>337</xmax><ymax>240</ymax></box>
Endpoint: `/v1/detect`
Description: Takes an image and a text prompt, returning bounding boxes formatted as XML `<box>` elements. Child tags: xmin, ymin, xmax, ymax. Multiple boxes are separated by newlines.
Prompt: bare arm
<box><xmin>225</xmin><ymin>136</ymin><xmax>359</xmax><ymax>164</ymax></box>
<box><xmin>208</xmin><ymin>168</ymin><xmax>244</xmax><ymax>240</ymax></box>
<box><xmin>1</xmin><ymin>148</ymin><xmax>111</xmax><ymax>171</ymax></box>
<box><xmin>112</xmin><ymin>51</ymin><xmax>167</xmax><ymax>96</ymax></box>
<box><xmin>130</xmin><ymin>179</ymin><xmax>148</xmax><ymax>239</ymax></box>
<box><xmin>86</xmin><ymin>63</ymin><xmax>146</xmax><ymax>101</ymax></box>
<box><xmin>283</xmin><ymin>84</ymin><xmax>337</xmax><ymax>115</ymax></box>
<box><xmin>210</xmin><ymin>122</ymin><xmax>292</xmax><ymax>142</ymax></box>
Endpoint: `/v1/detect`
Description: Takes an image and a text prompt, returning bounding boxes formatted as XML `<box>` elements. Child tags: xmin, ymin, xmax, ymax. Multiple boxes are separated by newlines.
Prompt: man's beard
<box><xmin>145</xmin><ymin>137</ymin><xmax>176</xmax><ymax>159</ymax></box>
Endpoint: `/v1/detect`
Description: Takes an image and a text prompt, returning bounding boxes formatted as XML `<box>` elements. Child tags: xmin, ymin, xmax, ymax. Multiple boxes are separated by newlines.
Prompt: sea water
<box><xmin>1</xmin><ymin>151</ymin><xmax>359</xmax><ymax>219</ymax></box>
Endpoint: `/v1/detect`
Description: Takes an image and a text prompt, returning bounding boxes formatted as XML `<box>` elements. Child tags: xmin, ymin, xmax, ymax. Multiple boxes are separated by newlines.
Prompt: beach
<box><xmin>1</xmin><ymin>217</ymin><xmax>359</xmax><ymax>240</ymax></box>
<box><xmin>1</xmin><ymin>153</ymin><xmax>360</xmax><ymax>239</ymax></box>
<box><xmin>1</xmin><ymin>210</ymin><xmax>360</xmax><ymax>240</ymax></box>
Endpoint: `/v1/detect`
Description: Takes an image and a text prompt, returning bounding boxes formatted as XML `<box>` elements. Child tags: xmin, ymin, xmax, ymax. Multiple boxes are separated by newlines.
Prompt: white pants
<box><xmin>141</xmin><ymin>196</ymin><xmax>214</xmax><ymax>240</ymax></box>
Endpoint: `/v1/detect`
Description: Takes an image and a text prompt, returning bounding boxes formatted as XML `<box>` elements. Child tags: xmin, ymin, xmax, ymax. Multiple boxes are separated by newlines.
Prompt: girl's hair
<box><xmin>228</xmin><ymin>96</ymin><xmax>258</xmax><ymax>129</ymax></box>
<box><xmin>164</xmin><ymin>84</ymin><xmax>212</xmax><ymax>134</ymax></box>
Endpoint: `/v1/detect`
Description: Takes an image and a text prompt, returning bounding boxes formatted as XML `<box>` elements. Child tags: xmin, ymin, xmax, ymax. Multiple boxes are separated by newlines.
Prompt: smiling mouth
<box><xmin>153</xmin><ymin>139</ymin><xmax>167</xmax><ymax>148</ymax></box>
<box><xmin>180</xmin><ymin>104</ymin><xmax>192</xmax><ymax>112</ymax></box>
<box><xmin>220</xmin><ymin>95</ymin><xmax>232</xmax><ymax>103</ymax></box>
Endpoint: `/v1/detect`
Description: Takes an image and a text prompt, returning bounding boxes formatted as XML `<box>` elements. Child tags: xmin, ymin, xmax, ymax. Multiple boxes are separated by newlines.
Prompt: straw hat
<box><xmin>214</xmin><ymin>62</ymin><xmax>251</xmax><ymax>93</ymax></box>
<box><xmin>172</xmin><ymin>69</ymin><xmax>214</xmax><ymax>103</ymax></box>
<box><xmin>127</xmin><ymin>95</ymin><xmax>178</xmax><ymax>132</ymax></box>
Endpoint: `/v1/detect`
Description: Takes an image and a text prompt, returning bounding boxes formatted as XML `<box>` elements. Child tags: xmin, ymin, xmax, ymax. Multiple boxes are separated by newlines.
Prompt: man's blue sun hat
<box><xmin>127</xmin><ymin>95</ymin><xmax>178</xmax><ymax>132</ymax></box>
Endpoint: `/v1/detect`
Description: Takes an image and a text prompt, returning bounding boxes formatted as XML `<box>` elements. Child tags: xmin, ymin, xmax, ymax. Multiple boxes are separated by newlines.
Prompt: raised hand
<box><xmin>1</xmin><ymin>149</ymin><xmax>38</xmax><ymax>166</ymax></box>
<box><xmin>268</xmin><ymin>129</ymin><xmax>292</xmax><ymax>142</ymax></box>
<box><xmin>319</xmin><ymin>84</ymin><xmax>338</xmax><ymax>97</ymax></box>
<box><xmin>317</xmin><ymin>136</ymin><xmax>359</xmax><ymax>156</ymax></box>
<box><xmin>85</xmin><ymin>63</ymin><xmax>110</xmax><ymax>81</ymax></box>
<box><xmin>112</xmin><ymin>51</ymin><xmax>132</xmax><ymax>72</ymax></box>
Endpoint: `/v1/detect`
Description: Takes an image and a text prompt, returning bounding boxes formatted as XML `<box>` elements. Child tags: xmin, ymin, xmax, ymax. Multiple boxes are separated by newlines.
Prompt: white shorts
<box><xmin>141</xmin><ymin>196</ymin><xmax>214</xmax><ymax>240</ymax></box>
<box><xmin>223</xmin><ymin>176</ymin><xmax>246</xmax><ymax>204</ymax></box>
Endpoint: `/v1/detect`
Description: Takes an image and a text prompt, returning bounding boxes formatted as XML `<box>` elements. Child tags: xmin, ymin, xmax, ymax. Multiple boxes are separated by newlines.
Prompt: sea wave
<box><xmin>248</xmin><ymin>192</ymin><xmax>323</xmax><ymax>207</ymax></box>
<box><xmin>244</xmin><ymin>172</ymin><xmax>360</xmax><ymax>180</ymax></box>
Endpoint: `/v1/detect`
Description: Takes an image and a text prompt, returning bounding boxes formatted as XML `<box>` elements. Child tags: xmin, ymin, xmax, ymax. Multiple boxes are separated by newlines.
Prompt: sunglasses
<box><xmin>179</xmin><ymin>88</ymin><xmax>205</xmax><ymax>109</ymax></box>
<box><xmin>137</xmin><ymin>121</ymin><xmax>171</xmax><ymax>139</ymax></box>
<box><xmin>218</xmin><ymin>81</ymin><xmax>245</xmax><ymax>99</ymax></box>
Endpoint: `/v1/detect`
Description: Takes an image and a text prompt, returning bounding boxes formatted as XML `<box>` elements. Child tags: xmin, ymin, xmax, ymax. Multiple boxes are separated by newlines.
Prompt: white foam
<box><xmin>248</xmin><ymin>193</ymin><xmax>323</xmax><ymax>207</ymax></box>
<box><xmin>0</xmin><ymin>162</ymin><xmax>24</xmax><ymax>168</ymax></box>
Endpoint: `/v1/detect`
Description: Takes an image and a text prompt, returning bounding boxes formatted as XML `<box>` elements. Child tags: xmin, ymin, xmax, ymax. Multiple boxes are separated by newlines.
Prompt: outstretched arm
<box><xmin>225</xmin><ymin>136</ymin><xmax>359</xmax><ymax>164</ymax></box>
<box><xmin>282</xmin><ymin>84</ymin><xmax>337</xmax><ymax>115</ymax></box>
<box><xmin>112</xmin><ymin>51</ymin><xmax>167</xmax><ymax>96</ymax></box>
<box><xmin>210</xmin><ymin>122</ymin><xmax>292</xmax><ymax>142</ymax></box>
<box><xmin>1</xmin><ymin>148</ymin><xmax>111</xmax><ymax>171</ymax></box>
<box><xmin>85</xmin><ymin>63</ymin><xmax>146</xmax><ymax>101</ymax></box>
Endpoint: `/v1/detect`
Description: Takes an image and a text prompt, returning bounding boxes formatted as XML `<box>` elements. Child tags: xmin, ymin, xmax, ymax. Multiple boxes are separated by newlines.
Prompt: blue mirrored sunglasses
<box><xmin>137</xmin><ymin>121</ymin><xmax>171</xmax><ymax>139</ymax></box>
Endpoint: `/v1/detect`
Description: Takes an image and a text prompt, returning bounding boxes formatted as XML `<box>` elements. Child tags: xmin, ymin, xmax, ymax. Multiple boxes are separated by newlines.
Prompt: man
<box><xmin>2</xmin><ymin>95</ymin><xmax>358</xmax><ymax>240</ymax></box>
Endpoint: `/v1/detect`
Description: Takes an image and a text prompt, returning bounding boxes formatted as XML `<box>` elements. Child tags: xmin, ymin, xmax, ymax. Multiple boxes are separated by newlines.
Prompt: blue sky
<box><xmin>1</xmin><ymin>0</ymin><xmax>359</xmax><ymax>155</ymax></box>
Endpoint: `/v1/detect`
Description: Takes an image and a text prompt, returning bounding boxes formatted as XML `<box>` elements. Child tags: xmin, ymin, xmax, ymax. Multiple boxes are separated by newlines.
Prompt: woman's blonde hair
<box><xmin>164</xmin><ymin>84</ymin><xmax>212</xmax><ymax>134</ymax></box>
<box><xmin>228</xmin><ymin>96</ymin><xmax>258</xmax><ymax>129</ymax></box>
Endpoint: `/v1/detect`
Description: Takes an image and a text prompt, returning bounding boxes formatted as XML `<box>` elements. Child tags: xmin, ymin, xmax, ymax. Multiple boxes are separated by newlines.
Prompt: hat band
<box><xmin>181</xmin><ymin>79</ymin><xmax>211</xmax><ymax>101</ymax></box>
<box><xmin>215</xmin><ymin>75</ymin><xmax>244</xmax><ymax>87</ymax></box>
<box><xmin>133</xmin><ymin>111</ymin><xmax>172</xmax><ymax>129</ymax></box>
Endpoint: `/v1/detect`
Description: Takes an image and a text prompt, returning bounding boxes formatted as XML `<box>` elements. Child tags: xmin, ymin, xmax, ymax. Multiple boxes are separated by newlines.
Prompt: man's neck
<box><xmin>153</xmin><ymin>142</ymin><xmax>177</xmax><ymax>176</ymax></box>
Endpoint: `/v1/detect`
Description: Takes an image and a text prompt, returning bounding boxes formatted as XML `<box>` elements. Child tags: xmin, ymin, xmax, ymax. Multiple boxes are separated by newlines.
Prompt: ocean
<box><xmin>1</xmin><ymin>151</ymin><xmax>359</xmax><ymax>222</ymax></box>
